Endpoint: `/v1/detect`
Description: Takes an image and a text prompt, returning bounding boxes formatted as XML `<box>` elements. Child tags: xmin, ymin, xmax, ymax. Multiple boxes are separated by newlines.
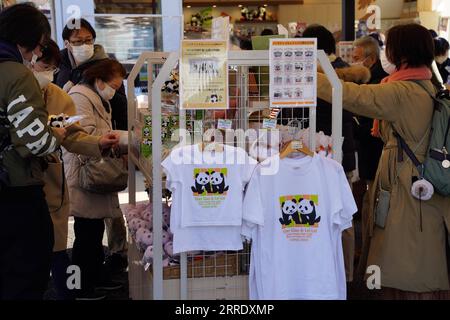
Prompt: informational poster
<box><xmin>212</xmin><ymin>16</ymin><xmax>230</xmax><ymax>41</ymax></box>
<box><xmin>180</xmin><ymin>40</ymin><xmax>229</xmax><ymax>110</ymax></box>
<box><xmin>337</xmin><ymin>41</ymin><xmax>355</xmax><ymax>64</ymax></box>
<box><xmin>269</xmin><ymin>38</ymin><xmax>317</xmax><ymax>108</ymax></box>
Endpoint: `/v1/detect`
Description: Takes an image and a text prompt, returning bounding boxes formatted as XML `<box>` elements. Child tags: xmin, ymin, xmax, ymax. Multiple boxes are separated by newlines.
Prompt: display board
<box><xmin>180</xmin><ymin>40</ymin><xmax>229</xmax><ymax>110</ymax></box>
<box><xmin>269</xmin><ymin>38</ymin><xmax>317</xmax><ymax>108</ymax></box>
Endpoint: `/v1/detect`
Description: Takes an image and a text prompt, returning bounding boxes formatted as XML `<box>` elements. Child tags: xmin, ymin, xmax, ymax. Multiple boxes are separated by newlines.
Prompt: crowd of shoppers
<box><xmin>1</xmin><ymin>2</ymin><xmax>450</xmax><ymax>301</ymax></box>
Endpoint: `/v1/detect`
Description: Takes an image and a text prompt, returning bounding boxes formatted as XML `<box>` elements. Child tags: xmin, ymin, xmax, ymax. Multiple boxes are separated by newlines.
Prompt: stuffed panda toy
<box><xmin>257</xmin><ymin>6</ymin><xmax>267</xmax><ymax>21</ymax></box>
<box><xmin>298</xmin><ymin>199</ymin><xmax>321</xmax><ymax>226</ymax></box>
<box><xmin>241</xmin><ymin>6</ymin><xmax>254</xmax><ymax>21</ymax></box>
<box><xmin>279</xmin><ymin>199</ymin><xmax>302</xmax><ymax>226</ymax></box>
<box><xmin>48</xmin><ymin>113</ymin><xmax>70</xmax><ymax>128</ymax></box>
<box><xmin>191</xmin><ymin>172</ymin><xmax>211</xmax><ymax>194</ymax></box>
<box><xmin>210</xmin><ymin>172</ymin><xmax>229</xmax><ymax>194</ymax></box>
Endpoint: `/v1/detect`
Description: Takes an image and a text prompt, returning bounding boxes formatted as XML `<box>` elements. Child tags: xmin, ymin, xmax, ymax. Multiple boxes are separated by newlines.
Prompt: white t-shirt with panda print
<box><xmin>242</xmin><ymin>154</ymin><xmax>357</xmax><ymax>300</ymax></box>
<box><xmin>162</xmin><ymin>144</ymin><xmax>260</xmax><ymax>253</ymax></box>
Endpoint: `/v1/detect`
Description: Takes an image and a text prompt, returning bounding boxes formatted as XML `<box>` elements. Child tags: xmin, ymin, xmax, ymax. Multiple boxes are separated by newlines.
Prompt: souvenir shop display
<box><xmin>125</xmin><ymin>43</ymin><xmax>345</xmax><ymax>300</ymax></box>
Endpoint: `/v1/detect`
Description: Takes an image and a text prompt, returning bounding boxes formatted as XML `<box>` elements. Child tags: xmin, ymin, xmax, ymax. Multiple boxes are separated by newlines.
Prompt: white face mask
<box><xmin>71</xmin><ymin>44</ymin><xmax>94</xmax><ymax>64</ymax></box>
<box><xmin>22</xmin><ymin>50</ymin><xmax>39</xmax><ymax>68</ymax></box>
<box><xmin>380</xmin><ymin>49</ymin><xmax>396</xmax><ymax>75</ymax></box>
<box><xmin>96</xmin><ymin>81</ymin><xmax>116</xmax><ymax>101</ymax></box>
<box><xmin>436</xmin><ymin>55</ymin><xmax>448</xmax><ymax>65</ymax></box>
<box><xmin>33</xmin><ymin>70</ymin><xmax>54</xmax><ymax>90</ymax></box>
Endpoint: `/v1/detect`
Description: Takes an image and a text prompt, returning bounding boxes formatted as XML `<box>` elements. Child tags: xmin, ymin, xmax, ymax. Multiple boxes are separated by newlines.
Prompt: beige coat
<box><xmin>64</xmin><ymin>84</ymin><xmax>124</xmax><ymax>220</ymax></box>
<box><xmin>42</xmin><ymin>83</ymin><xmax>101</xmax><ymax>252</ymax></box>
<box><xmin>317</xmin><ymin>70</ymin><xmax>450</xmax><ymax>292</ymax></box>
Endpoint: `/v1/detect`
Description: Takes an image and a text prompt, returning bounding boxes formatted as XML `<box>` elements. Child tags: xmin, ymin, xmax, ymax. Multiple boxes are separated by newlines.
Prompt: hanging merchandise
<box><xmin>162</xmin><ymin>144</ymin><xmax>260</xmax><ymax>254</ymax></box>
<box><xmin>242</xmin><ymin>154</ymin><xmax>357</xmax><ymax>300</ymax></box>
<box><xmin>180</xmin><ymin>40</ymin><xmax>229</xmax><ymax>110</ymax></box>
<box><xmin>270</xmin><ymin>38</ymin><xmax>317</xmax><ymax>109</ymax></box>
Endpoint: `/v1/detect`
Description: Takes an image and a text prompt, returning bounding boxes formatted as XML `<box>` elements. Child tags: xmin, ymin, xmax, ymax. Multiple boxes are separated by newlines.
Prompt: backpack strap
<box><xmin>393</xmin><ymin>131</ymin><xmax>425</xmax><ymax>177</ymax></box>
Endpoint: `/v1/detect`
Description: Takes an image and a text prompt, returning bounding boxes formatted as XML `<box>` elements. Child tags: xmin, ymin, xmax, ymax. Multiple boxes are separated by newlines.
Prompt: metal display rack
<box><xmin>126</xmin><ymin>49</ymin><xmax>343</xmax><ymax>300</ymax></box>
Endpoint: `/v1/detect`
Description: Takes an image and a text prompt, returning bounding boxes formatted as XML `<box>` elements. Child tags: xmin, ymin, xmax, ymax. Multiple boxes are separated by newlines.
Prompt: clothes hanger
<box><xmin>280</xmin><ymin>119</ymin><xmax>314</xmax><ymax>159</ymax></box>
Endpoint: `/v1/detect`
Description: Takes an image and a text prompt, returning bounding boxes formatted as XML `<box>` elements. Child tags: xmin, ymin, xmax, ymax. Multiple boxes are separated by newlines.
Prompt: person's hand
<box><xmin>63</xmin><ymin>81</ymin><xmax>75</xmax><ymax>93</ymax></box>
<box><xmin>52</xmin><ymin>127</ymin><xmax>67</xmax><ymax>141</ymax></box>
<box><xmin>371</xmin><ymin>119</ymin><xmax>381</xmax><ymax>138</ymax></box>
<box><xmin>99</xmin><ymin>132</ymin><xmax>120</xmax><ymax>151</ymax></box>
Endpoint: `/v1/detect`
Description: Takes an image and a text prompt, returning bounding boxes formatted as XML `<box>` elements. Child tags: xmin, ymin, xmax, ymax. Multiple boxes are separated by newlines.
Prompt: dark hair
<box><xmin>62</xmin><ymin>18</ymin><xmax>96</xmax><ymax>41</ymax></box>
<box><xmin>368</xmin><ymin>32</ymin><xmax>384</xmax><ymax>48</ymax></box>
<box><xmin>302</xmin><ymin>24</ymin><xmax>336</xmax><ymax>55</ymax></box>
<box><xmin>239</xmin><ymin>39</ymin><xmax>253</xmax><ymax>50</ymax></box>
<box><xmin>429</xmin><ymin>29</ymin><xmax>438</xmax><ymax>38</ymax></box>
<box><xmin>261</xmin><ymin>29</ymin><xmax>274</xmax><ymax>36</ymax></box>
<box><xmin>83</xmin><ymin>59</ymin><xmax>126</xmax><ymax>86</ymax></box>
<box><xmin>386</xmin><ymin>24</ymin><xmax>434</xmax><ymax>69</ymax></box>
<box><xmin>38</xmin><ymin>39</ymin><xmax>61</xmax><ymax>67</ymax></box>
<box><xmin>434</xmin><ymin>37</ymin><xmax>450</xmax><ymax>57</ymax></box>
<box><xmin>0</xmin><ymin>3</ymin><xmax>51</xmax><ymax>51</ymax></box>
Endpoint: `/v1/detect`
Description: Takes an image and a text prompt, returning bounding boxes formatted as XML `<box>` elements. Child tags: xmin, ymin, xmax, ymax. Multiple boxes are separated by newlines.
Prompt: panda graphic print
<box><xmin>279</xmin><ymin>195</ymin><xmax>320</xmax><ymax>241</ymax></box>
<box><xmin>191</xmin><ymin>168</ymin><xmax>230</xmax><ymax>209</ymax></box>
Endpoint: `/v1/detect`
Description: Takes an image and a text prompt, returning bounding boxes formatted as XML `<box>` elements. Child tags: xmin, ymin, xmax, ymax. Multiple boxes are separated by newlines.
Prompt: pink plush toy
<box><xmin>143</xmin><ymin>245</ymin><xmax>153</xmax><ymax>265</ymax></box>
<box><xmin>162</xmin><ymin>203</ymin><xmax>171</xmax><ymax>227</ymax></box>
<box><xmin>142</xmin><ymin>210</ymin><xmax>152</xmax><ymax>223</ymax></box>
<box><xmin>125</xmin><ymin>208</ymin><xmax>140</xmax><ymax>223</ymax></box>
<box><xmin>164</xmin><ymin>241</ymin><xmax>174</xmax><ymax>257</ymax></box>
<box><xmin>129</xmin><ymin>218</ymin><xmax>150</xmax><ymax>236</ymax></box>
<box><xmin>136</xmin><ymin>228</ymin><xmax>154</xmax><ymax>251</ymax></box>
<box><xmin>135</xmin><ymin>202</ymin><xmax>148</xmax><ymax>212</ymax></box>
<box><xmin>162</xmin><ymin>230</ymin><xmax>171</xmax><ymax>245</ymax></box>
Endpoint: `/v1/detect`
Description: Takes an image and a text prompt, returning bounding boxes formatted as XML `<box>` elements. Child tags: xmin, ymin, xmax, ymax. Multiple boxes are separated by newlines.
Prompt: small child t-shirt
<box><xmin>162</xmin><ymin>144</ymin><xmax>258</xmax><ymax>228</ymax></box>
<box><xmin>242</xmin><ymin>154</ymin><xmax>357</xmax><ymax>300</ymax></box>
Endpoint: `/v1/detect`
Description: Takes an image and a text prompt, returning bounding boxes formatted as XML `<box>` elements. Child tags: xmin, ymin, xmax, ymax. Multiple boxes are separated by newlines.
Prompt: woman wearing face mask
<box><xmin>317</xmin><ymin>24</ymin><xmax>450</xmax><ymax>299</ymax></box>
<box><xmin>29</xmin><ymin>40</ymin><xmax>120</xmax><ymax>300</ymax></box>
<box><xmin>64</xmin><ymin>59</ymin><xmax>128</xmax><ymax>300</ymax></box>
<box><xmin>55</xmin><ymin>19</ymin><xmax>130</xmax><ymax>272</ymax></box>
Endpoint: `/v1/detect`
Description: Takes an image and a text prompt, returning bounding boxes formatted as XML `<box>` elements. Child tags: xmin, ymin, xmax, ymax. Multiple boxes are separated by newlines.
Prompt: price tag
<box><xmin>217</xmin><ymin>119</ymin><xmax>233</xmax><ymax>130</ymax></box>
<box><xmin>262</xmin><ymin>118</ymin><xmax>277</xmax><ymax>129</ymax></box>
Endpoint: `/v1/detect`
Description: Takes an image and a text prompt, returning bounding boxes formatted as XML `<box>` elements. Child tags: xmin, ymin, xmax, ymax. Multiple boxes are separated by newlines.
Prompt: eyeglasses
<box><xmin>69</xmin><ymin>38</ymin><xmax>95</xmax><ymax>46</ymax></box>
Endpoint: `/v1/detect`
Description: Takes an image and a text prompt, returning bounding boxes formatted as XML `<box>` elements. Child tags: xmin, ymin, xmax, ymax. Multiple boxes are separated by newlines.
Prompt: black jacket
<box><xmin>280</xmin><ymin>57</ymin><xmax>357</xmax><ymax>173</ymax></box>
<box><xmin>54</xmin><ymin>46</ymin><xmax>128</xmax><ymax>130</ymax></box>
<box><xmin>437</xmin><ymin>58</ymin><xmax>450</xmax><ymax>84</ymax></box>
<box><xmin>354</xmin><ymin>59</ymin><xmax>387</xmax><ymax>180</ymax></box>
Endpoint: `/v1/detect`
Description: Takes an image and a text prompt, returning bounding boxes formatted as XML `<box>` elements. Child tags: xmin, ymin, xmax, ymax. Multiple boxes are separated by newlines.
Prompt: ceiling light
<box><xmin>187</xmin><ymin>5</ymin><xmax>191</xmax><ymax>8</ymax></box>
<box><xmin>238</xmin><ymin>5</ymin><xmax>242</xmax><ymax>8</ymax></box>
<box><xmin>213</xmin><ymin>5</ymin><xmax>217</xmax><ymax>8</ymax></box>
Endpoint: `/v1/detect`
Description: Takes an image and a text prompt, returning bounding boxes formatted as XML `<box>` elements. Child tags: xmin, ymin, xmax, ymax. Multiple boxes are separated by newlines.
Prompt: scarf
<box><xmin>372</xmin><ymin>66</ymin><xmax>433</xmax><ymax>137</ymax></box>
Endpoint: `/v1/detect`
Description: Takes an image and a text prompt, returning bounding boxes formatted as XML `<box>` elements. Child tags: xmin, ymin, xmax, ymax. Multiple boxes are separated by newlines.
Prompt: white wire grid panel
<box><xmin>127</xmin><ymin>50</ymin><xmax>342</xmax><ymax>300</ymax></box>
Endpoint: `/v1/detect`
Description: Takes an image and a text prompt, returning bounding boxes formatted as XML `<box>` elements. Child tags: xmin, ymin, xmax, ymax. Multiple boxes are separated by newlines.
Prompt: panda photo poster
<box><xmin>180</xmin><ymin>40</ymin><xmax>229</xmax><ymax>110</ymax></box>
<box><xmin>279</xmin><ymin>195</ymin><xmax>321</xmax><ymax>242</ymax></box>
<box><xmin>269</xmin><ymin>38</ymin><xmax>317</xmax><ymax>108</ymax></box>
<box><xmin>191</xmin><ymin>168</ymin><xmax>229</xmax><ymax>209</ymax></box>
